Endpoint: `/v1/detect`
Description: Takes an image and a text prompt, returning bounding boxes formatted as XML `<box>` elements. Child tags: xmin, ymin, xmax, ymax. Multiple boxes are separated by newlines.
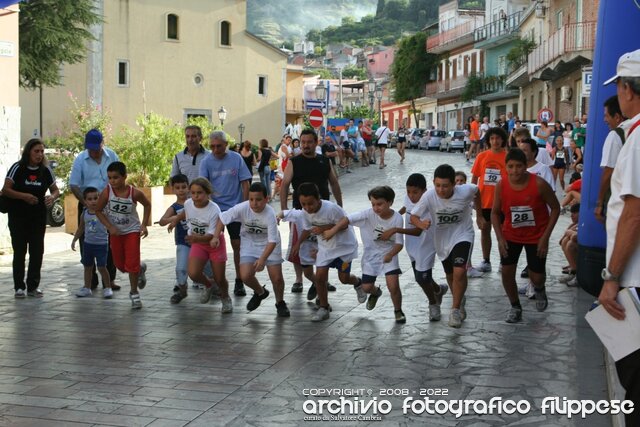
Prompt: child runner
<box><xmin>551</xmin><ymin>136</ymin><xmax>571</xmax><ymax>191</ymax></box>
<box><xmin>168</xmin><ymin>177</ymin><xmax>232</xmax><ymax>313</ymax></box>
<box><xmin>324</xmin><ymin>186</ymin><xmax>405</xmax><ymax>323</ymax></box>
<box><xmin>213</xmin><ymin>182</ymin><xmax>289</xmax><ymax>316</ymax></box>
<box><xmin>410</xmin><ymin>164</ymin><xmax>485</xmax><ymax>328</ymax></box>
<box><xmin>491</xmin><ymin>148</ymin><xmax>560</xmax><ymax>323</ymax></box>
<box><xmin>293</xmin><ymin>182</ymin><xmax>362</xmax><ymax>322</ymax></box>
<box><xmin>471</xmin><ymin>126</ymin><xmax>508</xmax><ymax>273</ymax></box>
<box><xmin>94</xmin><ymin>162</ymin><xmax>150</xmax><ymax>309</ymax></box>
<box><xmin>389</xmin><ymin>174</ymin><xmax>449</xmax><ymax>321</ymax></box>
<box><xmin>72</xmin><ymin>187</ymin><xmax>112</xmax><ymax>299</ymax></box>
<box><xmin>455</xmin><ymin>171</ymin><xmax>483</xmax><ymax>279</ymax></box>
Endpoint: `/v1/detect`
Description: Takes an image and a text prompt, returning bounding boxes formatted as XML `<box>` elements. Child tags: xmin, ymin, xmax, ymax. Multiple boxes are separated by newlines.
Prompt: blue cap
<box><xmin>84</xmin><ymin>129</ymin><xmax>103</xmax><ymax>150</ymax></box>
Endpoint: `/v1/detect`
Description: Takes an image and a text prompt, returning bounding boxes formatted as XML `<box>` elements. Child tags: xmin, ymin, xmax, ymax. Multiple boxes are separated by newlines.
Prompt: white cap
<box><xmin>604</xmin><ymin>49</ymin><xmax>640</xmax><ymax>85</ymax></box>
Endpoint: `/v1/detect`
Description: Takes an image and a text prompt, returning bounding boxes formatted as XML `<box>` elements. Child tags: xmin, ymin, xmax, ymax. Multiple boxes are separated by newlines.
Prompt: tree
<box><xmin>19</xmin><ymin>0</ymin><xmax>102</xmax><ymax>89</ymax></box>
<box><xmin>390</xmin><ymin>32</ymin><xmax>438</xmax><ymax>125</ymax></box>
<box><xmin>342</xmin><ymin>66</ymin><xmax>367</xmax><ymax>80</ymax></box>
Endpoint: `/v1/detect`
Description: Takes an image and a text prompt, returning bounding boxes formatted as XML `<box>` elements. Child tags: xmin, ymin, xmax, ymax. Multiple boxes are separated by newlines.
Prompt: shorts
<box><xmin>226</xmin><ymin>221</ymin><xmax>241</xmax><ymax>240</ymax></box>
<box><xmin>240</xmin><ymin>255</ymin><xmax>283</xmax><ymax>266</ymax></box>
<box><xmin>190</xmin><ymin>235</ymin><xmax>228</xmax><ymax>263</ymax></box>
<box><xmin>320</xmin><ymin>257</ymin><xmax>352</xmax><ymax>273</ymax></box>
<box><xmin>342</xmin><ymin>141</ymin><xmax>351</xmax><ymax>150</ymax></box>
<box><xmin>441</xmin><ymin>241</ymin><xmax>472</xmax><ymax>274</ymax></box>
<box><xmin>411</xmin><ymin>261</ymin><xmax>433</xmax><ymax>285</ymax></box>
<box><xmin>482</xmin><ymin>208</ymin><xmax>504</xmax><ymax>223</ymax></box>
<box><xmin>364</xmin><ymin>139</ymin><xmax>373</xmax><ymax>147</ymax></box>
<box><xmin>357</xmin><ymin>140</ymin><xmax>366</xmax><ymax>152</ymax></box>
<box><xmin>362</xmin><ymin>269</ymin><xmax>402</xmax><ymax>284</ymax></box>
<box><xmin>500</xmin><ymin>241</ymin><xmax>546</xmax><ymax>273</ymax></box>
<box><xmin>81</xmin><ymin>242</ymin><xmax>109</xmax><ymax>267</ymax></box>
<box><xmin>110</xmin><ymin>232</ymin><xmax>141</xmax><ymax>273</ymax></box>
<box><xmin>377</xmin><ymin>143</ymin><xmax>388</xmax><ymax>149</ymax></box>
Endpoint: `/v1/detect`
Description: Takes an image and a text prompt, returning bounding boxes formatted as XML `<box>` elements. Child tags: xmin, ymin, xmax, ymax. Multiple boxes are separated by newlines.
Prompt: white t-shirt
<box><xmin>535</xmin><ymin>147</ymin><xmax>553</xmax><ymax>166</ymax></box>
<box><xmin>528</xmin><ymin>162</ymin><xmax>555</xmax><ymax>191</ymax></box>
<box><xmin>339</xmin><ymin>129</ymin><xmax>348</xmax><ymax>143</ymax></box>
<box><xmin>220</xmin><ymin>201</ymin><xmax>282</xmax><ymax>262</ymax></box>
<box><xmin>183</xmin><ymin>199</ymin><xmax>221</xmax><ymax>237</ymax></box>
<box><xmin>600</xmin><ymin>128</ymin><xmax>624</xmax><ymax>168</ymax></box>
<box><xmin>281</xmin><ymin>209</ymin><xmax>317</xmax><ymax>266</ymax></box>
<box><xmin>348</xmin><ymin>208</ymin><xmax>404</xmax><ymax>276</ymax></box>
<box><xmin>606</xmin><ymin>113</ymin><xmax>640</xmax><ymax>287</ymax></box>
<box><xmin>375</xmin><ymin>126</ymin><xmax>390</xmax><ymax>145</ymax></box>
<box><xmin>404</xmin><ymin>194</ymin><xmax>436</xmax><ymax>272</ymax></box>
<box><xmin>480</xmin><ymin>122</ymin><xmax>490</xmax><ymax>139</ymax></box>
<box><xmin>412</xmin><ymin>184</ymin><xmax>477</xmax><ymax>260</ymax></box>
<box><xmin>302</xmin><ymin>200</ymin><xmax>358</xmax><ymax>267</ymax></box>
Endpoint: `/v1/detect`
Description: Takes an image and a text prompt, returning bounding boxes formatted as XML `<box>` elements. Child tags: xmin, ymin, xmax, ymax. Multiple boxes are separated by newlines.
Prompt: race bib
<box><xmin>435</xmin><ymin>210</ymin><xmax>462</xmax><ymax>226</ymax></box>
<box><xmin>510</xmin><ymin>206</ymin><xmax>535</xmax><ymax>228</ymax></box>
<box><xmin>108</xmin><ymin>200</ymin><xmax>133</xmax><ymax>214</ymax></box>
<box><xmin>483</xmin><ymin>168</ymin><xmax>501</xmax><ymax>186</ymax></box>
<box><xmin>245</xmin><ymin>221</ymin><xmax>267</xmax><ymax>234</ymax></box>
<box><xmin>189</xmin><ymin>219</ymin><xmax>208</xmax><ymax>235</ymax></box>
<box><xmin>399</xmin><ymin>133</ymin><xmax>405</xmax><ymax>137</ymax></box>
<box><xmin>556</xmin><ymin>151</ymin><xmax>565</xmax><ymax>159</ymax></box>
<box><xmin>374</xmin><ymin>224</ymin><xmax>385</xmax><ymax>240</ymax></box>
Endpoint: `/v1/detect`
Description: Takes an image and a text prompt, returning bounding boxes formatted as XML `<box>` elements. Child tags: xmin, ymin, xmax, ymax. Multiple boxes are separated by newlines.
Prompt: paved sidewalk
<box><xmin>0</xmin><ymin>150</ymin><xmax>614</xmax><ymax>426</ymax></box>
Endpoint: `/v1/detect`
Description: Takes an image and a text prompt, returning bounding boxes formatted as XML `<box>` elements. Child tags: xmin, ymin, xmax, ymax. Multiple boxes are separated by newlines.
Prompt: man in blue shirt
<box><xmin>199</xmin><ymin>130</ymin><xmax>252</xmax><ymax>296</ymax></box>
<box><xmin>69</xmin><ymin>129</ymin><xmax>120</xmax><ymax>290</ymax></box>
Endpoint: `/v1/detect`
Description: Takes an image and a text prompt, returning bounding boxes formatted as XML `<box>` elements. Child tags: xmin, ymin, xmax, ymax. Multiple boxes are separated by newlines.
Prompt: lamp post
<box><xmin>217</xmin><ymin>106</ymin><xmax>227</xmax><ymax>127</ymax></box>
<box><xmin>314</xmin><ymin>80</ymin><xmax>327</xmax><ymax>129</ymax></box>
<box><xmin>238</xmin><ymin>123</ymin><xmax>245</xmax><ymax>145</ymax></box>
<box><xmin>375</xmin><ymin>85</ymin><xmax>383</xmax><ymax>124</ymax></box>
<box><xmin>336</xmin><ymin>102</ymin><xmax>343</xmax><ymax>118</ymax></box>
<box><xmin>368</xmin><ymin>77</ymin><xmax>376</xmax><ymax>119</ymax></box>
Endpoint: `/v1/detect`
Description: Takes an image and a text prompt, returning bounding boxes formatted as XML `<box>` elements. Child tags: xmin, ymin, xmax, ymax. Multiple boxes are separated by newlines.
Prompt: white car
<box><xmin>440</xmin><ymin>130</ymin><xmax>466</xmax><ymax>153</ymax></box>
<box><xmin>420</xmin><ymin>129</ymin><xmax>446</xmax><ymax>150</ymax></box>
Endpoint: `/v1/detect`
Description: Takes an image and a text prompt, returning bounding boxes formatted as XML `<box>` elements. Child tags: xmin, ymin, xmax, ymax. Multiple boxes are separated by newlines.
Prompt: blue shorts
<box><xmin>81</xmin><ymin>242</ymin><xmax>109</xmax><ymax>267</ymax></box>
<box><xmin>322</xmin><ymin>257</ymin><xmax>352</xmax><ymax>273</ymax></box>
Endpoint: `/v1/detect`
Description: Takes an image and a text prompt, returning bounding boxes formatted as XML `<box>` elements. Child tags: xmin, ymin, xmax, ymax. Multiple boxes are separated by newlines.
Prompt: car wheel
<box><xmin>47</xmin><ymin>199</ymin><xmax>65</xmax><ymax>227</ymax></box>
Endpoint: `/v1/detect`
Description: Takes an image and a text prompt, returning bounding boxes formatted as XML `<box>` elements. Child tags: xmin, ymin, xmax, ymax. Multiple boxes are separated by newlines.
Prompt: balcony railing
<box><xmin>473</xmin><ymin>11</ymin><xmax>522</xmax><ymax>43</ymax></box>
<box><xmin>527</xmin><ymin>21</ymin><xmax>596</xmax><ymax>75</ymax></box>
<box><xmin>427</xmin><ymin>20</ymin><xmax>476</xmax><ymax>52</ymax></box>
<box><xmin>286</xmin><ymin>97</ymin><xmax>305</xmax><ymax>112</ymax></box>
<box><xmin>425</xmin><ymin>75</ymin><xmax>469</xmax><ymax>96</ymax></box>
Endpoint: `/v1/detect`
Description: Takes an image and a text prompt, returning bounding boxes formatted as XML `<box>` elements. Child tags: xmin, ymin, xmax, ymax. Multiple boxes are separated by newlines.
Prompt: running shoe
<box><xmin>428</xmin><ymin>304</ymin><xmax>441</xmax><ymax>321</ymax></box>
<box><xmin>467</xmin><ymin>267</ymin><xmax>483</xmax><ymax>278</ymax></box>
<box><xmin>355</xmin><ymin>280</ymin><xmax>367</xmax><ymax>303</ymax></box>
<box><xmin>234</xmin><ymin>278</ymin><xmax>246</xmax><ymax>296</ymax></box>
<box><xmin>366</xmin><ymin>287</ymin><xmax>382</xmax><ymax>310</ymax></box>
<box><xmin>306</xmin><ymin>283</ymin><xmax>317</xmax><ymax>300</ymax></box>
<box><xmin>76</xmin><ymin>287</ymin><xmax>92</xmax><ymax>298</ymax></box>
<box><xmin>221</xmin><ymin>296</ymin><xmax>233</xmax><ymax>313</ymax></box>
<box><xmin>276</xmin><ymin>300</ymin><xmax>291</xmax><ymax>317</ymax></box>
<box><xmin>247</xmin><ymin>287</ymin><xmax>269</xmax><ymax>311</ymax></box>
<box><xmin>129</xmin><ymin>292</ymin><xmax>142</xmax><ymax>309</ymax></box>
<box><xmin>448</xmin><ymin>309</ymin><xmax>463</xmax><ymax>328</ymax></box>
<box><xmin>291</xmin><ymin>282</ymin><xmax>303</xmax><ymax>293</ymax></box>
<box><xmin>103</xmin><ymin>288</ymin><xmax>113</xmax><ymax>299</ymax></box>
<box><xmin>478</xmin><ymin>260</ymin><xmax>492</xmax><ymax>272</ymax></box>
<box><xmin>506</xmin><ymin>307</ymin><xmax>522</xmax><ymax>323</ymax></box>
<box><xmin>534</xmin><ymin>287</ymin><xmax>548</xmax><ymax>311</ymax></box>
<box><xmin>137</xmin><ymin>262</ymin><xmax>147</xmax><ymax>289</ymax></box>
<box><xmin>311</xmin><ymin>306</ymin><xmax>330</xmax><ymax>322</ymax></box>
<box><xmin>394</xmin><ymin>310</ymin><xmax>406</xmax><ymax>324</ymax></box>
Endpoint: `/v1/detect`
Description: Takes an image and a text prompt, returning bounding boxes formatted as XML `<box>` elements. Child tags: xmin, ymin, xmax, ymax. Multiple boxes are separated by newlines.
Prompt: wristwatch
<box><xmin>601</xmin><ymin>268</ymin><xmax>619</xmax><ymax>281</ymax></box>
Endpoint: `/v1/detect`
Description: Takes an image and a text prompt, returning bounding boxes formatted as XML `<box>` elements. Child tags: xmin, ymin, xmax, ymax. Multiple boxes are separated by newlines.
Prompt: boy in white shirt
<box><xmin>212</xmin><ymin>182</ymin><xmax>289</xmax><ymax>317</ymax></box>
<box><xmin>292</xmin><ymin>182</ymin><xmax>362</xmax><ymax>322</ymax></box>
<box><xmin>410</xmin><ymin>164</ymin><xmax>485</xmax><ymax>328</ymax></box>
<box><xmin>324</xmin><ymin>186</ymin><xmax>406</xmax><ymax>323</ymax></box>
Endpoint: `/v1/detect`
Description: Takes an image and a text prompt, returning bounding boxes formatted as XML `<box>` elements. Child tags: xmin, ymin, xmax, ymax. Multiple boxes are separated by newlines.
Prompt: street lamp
<box><xmin>314</xmin><ymin>81</ymin><xmax>326</xmax><ymax>103</ymax></box>
<box><xmin>375</xmin><ymin>85</ymin><xmax>383</xmax><ymax>124</ymax></box>
<box><xmin>238</xmin><ymin>123</ymin><xmax>245</xmax><ymax>145</ymax></box>
<box><xmin>336</xmin><ymin>102</ymin><xmax>343</xmax><ymax>118</ymax></box>
<box><xmin>368</xmin><ymin>92</ymin><xmax>375</xmax><ymax>119</ymax></box>
<box><xmin>217</xmin><ymin>106</ymin><xmax>227</xmax><ymax>126</ymax></box>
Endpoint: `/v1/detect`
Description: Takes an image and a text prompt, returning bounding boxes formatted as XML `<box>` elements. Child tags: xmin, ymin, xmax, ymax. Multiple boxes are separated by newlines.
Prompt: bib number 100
<box><xmin>437</xmin><ymin>214</ymin><xmax>459</xmax><ymax>224</ymax></box>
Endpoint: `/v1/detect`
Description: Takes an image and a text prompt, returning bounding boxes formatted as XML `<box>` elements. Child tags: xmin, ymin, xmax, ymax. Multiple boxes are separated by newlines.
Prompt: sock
<box><xmin>511</xmin><ymin>301</ymin><xmax>522</xmax><ymax>309</ymax></box>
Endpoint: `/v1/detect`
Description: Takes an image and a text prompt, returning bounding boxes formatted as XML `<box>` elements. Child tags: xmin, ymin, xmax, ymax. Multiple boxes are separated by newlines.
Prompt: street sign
<box><xmin>537</xmin><ymin>108</ymin><xmax>554</xmax><ymax>123</ymax></box>
<box><xmin>309</xmin><ymin>108</ymin><xmax>324</xmax><ymax>128</ymax></box>
<box><xmin>582</xmin><ymin>68</ymin><xmax>593</xmax><ymax>97</ymax></box>
<box><xmin>306</xmin><ymin>99</ymin><xmax>326</xmax><ymax>110</ymax></box>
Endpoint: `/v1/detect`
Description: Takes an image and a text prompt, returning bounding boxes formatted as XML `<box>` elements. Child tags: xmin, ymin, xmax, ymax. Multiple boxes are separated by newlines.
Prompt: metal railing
<box><xmin>527</xmin><ymin>21</ymin><xmax>596</xmax><ymax>74</ymax></box>
<box><xmin>427</xmin><ymin>20</ymin><xmax>476</xmax><ymax>51</ymax></box>
<box><xmin>425</xmin><ymin>75</ymin><xmax>469</xmax><ymax>96</ymax></box>
<box><xmin>473</xmin><ymin>11</ymin><xmax>522</xmax><ymax>43</ymax></box>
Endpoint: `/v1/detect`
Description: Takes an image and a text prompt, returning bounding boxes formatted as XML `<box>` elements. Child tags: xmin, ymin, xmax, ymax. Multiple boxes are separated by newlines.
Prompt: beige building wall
<box><xmin>0</xmin><ymin>2</ymin><xmax>21</xmax><ymax>249</ymax></box>
<box><xmin>21</xmin><ymin>0</ymin><xmax>287</xmax><ymax>150</ymax></box>
<box><xmin>285</xmin><ymin>65</ymin><xmax>305</xmax><ymax>132</ymax></box>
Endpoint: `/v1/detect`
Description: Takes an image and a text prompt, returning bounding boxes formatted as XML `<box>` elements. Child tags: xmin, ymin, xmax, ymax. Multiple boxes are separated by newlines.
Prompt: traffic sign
<box><xmin>537</xmin><ymin>108</ymin><xmax>554</xmax><ymax>123</ymax></box>
<box><xmin>306</xmin><ymin>99</ymin><xmax>326</xmax><ymax>110</ymax></box>
<box><xmin>309</xmin><ymin>108</ymin><xmax>323</xmax><ymax>128</ymax></box>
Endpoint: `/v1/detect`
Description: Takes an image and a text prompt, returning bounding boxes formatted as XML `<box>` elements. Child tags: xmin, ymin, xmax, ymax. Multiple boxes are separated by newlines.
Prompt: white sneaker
<box><xmin>478</xmin><ymin>260</ymin><xmax>492</xmax><ymax>272</ymax></box>
<box><xmin>566</xmin><ymin>277</ymin><xmax>578</xmax><ymax>287</ymax></box>
<box><xmin>103</xmin><ymin>288</ymin><xmax>113</xmax><ymax>299</ymax></box>
<box><xmin>311</xmin><ymin>307</ymin><xmax>330</xmax><ymax>322</ymax></box>
<box><xmin>354</xmin><ymin>284</ymin><xmax>367</xmax><ymax>303</ymax></box>
<box><xmin>448</xmin><ymin>309</ymin><xmax>463</xmax><ymax>328</ymax></box>
<box><xmin>559</xmin><ymin>273</ymin><xmax>576</xmax><ymax>284</ymax></box>
<box><xmin>221</xmin><ymin>297</ymin><xmax>233</xmax><ymax>313</ymax></box>
<box><xmin>76</xmin><ymin>287</ymin><xmax>92</xmax><ymax>297</ymax></box>
<box><xmin>467</xmin><ymin>267</ymin><xmax>483</xmax><ymax>278</ymax></box>
<box><xmin>428</xmin><ymin>304</ymin><xmax>441</xmax><ymax>321</ymax></box>
<box><xmin>137</xmin><ymin>262</ymin><xmax>147</xmax><ymax>289</ymax></box>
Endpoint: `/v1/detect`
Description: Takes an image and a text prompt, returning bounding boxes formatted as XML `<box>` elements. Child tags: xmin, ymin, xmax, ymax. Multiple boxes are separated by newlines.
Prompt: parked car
<box><xmin>420</xmin><ymin>129</ymin><xmax>446</xmax><ymax>150</ymax></box>
<box><xmin>45</xmin><ymin>154</ymin><xmax>65</xmax><ymax>227</ymax></box>
<box><xmin>440</xmin><ymin>130</ymin><xmax>466</xmax><ymax>153</ymax></box>
<box><xmin>409</xmin><ymin>128</ymin><xmax>424</xmax><ymax>149</ymax></box>
<box><xmin>387</xmin><ymin>131</ymin><xmax>397</xmax><ymax>148</ymax></box>
<box><xmin>521</xmin><ymin>123</ymin><xmax>543</xmax><ymax>146</ymax></box>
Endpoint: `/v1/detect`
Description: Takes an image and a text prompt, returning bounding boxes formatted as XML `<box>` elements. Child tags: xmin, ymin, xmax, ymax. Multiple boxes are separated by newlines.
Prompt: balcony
<box><xmin>426</xmin><ymin>20</ymin><xmax>478</xmax><ymax>54</ymax></box>
<box><xmin>424</xmin><ymin>75</ymin><xmax>469</xmax><ymax>99</ymax></box>
<box><xmin>473</xmin><ymin>11</ymin><xmax>522</xmax><ymax>49</ymax></box>
<box><xmin>476</xmin><ymin>74</ymin><xmax>519</xmax><ymax>101</ymax></box>
<box><xmin>286</xmin><ymin>97</ymin><xmax>305</xmax><ymax>114</ymax></box>
<box><xmin>527</xmin><ymin>21</ymin><xmax>597</xmax><ymax>79</ymax></box>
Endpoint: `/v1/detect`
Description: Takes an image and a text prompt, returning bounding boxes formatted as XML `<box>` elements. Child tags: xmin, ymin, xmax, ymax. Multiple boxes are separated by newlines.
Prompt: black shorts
<box><xmin>482</xmin><ymin>208</ymin><xmax>504</xmax><ymax>223</ymax></box>
<box><xmin>362</xmin><ymin>269</ymin><xmax>402</xmax><ymax>284</ymax></box>
<box><xmin>441</xmin><ymin>241</ymin><xmax>472</xmax><ymax>274</ymax></box>
<box><xmin>226</xmin><ymin>221</ymin><xmax>241</xmax><ymax>240</ymax></box>
<box><xmin>377</xmin><ymin>143</ymin><xmax>387</xmax><ymax>149</ymax></box>
<box><xmin>411</xmin><ymin>261</ymin><xmax>433</xmax><ymax>285</ymax></box>
<box><xmin>500</xmin><ymin>241</ymin><xmax>546</xmax><ymax>273</ymax></box>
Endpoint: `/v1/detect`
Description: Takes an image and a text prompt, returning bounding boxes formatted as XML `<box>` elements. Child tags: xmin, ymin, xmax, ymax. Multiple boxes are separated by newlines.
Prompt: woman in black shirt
<box><xmin>2</xmin><ymin>139</ymin><xmax>59</xmax><ymax>298</ymax></box>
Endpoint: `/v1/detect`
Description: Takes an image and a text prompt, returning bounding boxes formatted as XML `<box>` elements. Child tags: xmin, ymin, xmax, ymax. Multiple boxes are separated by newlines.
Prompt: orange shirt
<box><xmin>470</xmin><ymin>120</ymin><xmax>480</xmax><ymax>141</ymax></box>
<box><xmin>471</xmin><ymin>149</ymin><xmax>507</xmax><ymax>208</ymax></box>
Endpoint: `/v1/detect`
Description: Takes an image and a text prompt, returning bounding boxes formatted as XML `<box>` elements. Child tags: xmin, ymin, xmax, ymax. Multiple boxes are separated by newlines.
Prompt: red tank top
<box><xmin>501</xmin><ymin>173</ymin><xmax>549</xmax><ymax>244</ymax></box>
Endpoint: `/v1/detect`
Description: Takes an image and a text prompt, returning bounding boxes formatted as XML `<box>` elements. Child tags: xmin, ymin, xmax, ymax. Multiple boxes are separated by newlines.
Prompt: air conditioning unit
<box><xmin>561</xmin><ymin>86</ymin><xmax>573</xmax><ymax>102</ymax></box>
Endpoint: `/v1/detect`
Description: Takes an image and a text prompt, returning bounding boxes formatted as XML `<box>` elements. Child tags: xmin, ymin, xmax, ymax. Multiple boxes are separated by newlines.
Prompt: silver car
<box><xmin>420</xmin><ymin>129</ymin><xmax>446</xmax><ymax>150</ymax></box>
<box><xmin>440</xmin><ymin>130</ymin><xmax>466</xmax><ymax>153</ymax></box>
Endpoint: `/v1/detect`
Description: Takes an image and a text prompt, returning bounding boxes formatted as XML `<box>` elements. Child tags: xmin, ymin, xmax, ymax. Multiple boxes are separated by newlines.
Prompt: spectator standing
<box><xmin>171</xmin><ymin>125</ymin><xmax>208</xmax><ymax>183</ymax></box>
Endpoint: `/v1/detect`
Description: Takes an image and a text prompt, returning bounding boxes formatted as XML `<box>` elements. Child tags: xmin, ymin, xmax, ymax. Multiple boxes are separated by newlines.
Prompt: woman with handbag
<box><xmin>2</xmin><ymin>139</ymin><xmax>60</xmax><ymax>298</ymax></box>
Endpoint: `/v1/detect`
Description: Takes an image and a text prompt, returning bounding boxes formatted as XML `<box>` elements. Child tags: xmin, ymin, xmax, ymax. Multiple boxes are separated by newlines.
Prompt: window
<box><xmin>117</xmin><ymin>60</ymin><xmax>129</xmax><ymax>86</ymax></box>
<box><xmin>556</xmin><ymin>10</ymin><xmax>563</xmax><ymax>30</ymax></box>
<box><xmin>258</xmin><ymin>76</ymin><xmax>267</xmax><ymax>96</ymax></box>
<box><xmin>167</xmin><ymin>14</ymin><xmax>179</xmax><ymax>40</ymax></box>
<box><xmin>498</xmin><ymin>55</ymin><xmax>507</xmax><ymax>75</ymax></box>
<box><xmin>220</xmin><ymin>20</ymin><xmax>231</xmax><ymax>46</ymax></box>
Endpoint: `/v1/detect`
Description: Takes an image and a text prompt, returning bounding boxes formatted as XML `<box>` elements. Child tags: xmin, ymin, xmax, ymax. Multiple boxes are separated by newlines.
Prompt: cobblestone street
<box><xmin>0</xmin><ymin>148</ymin><xmax>612</xmax><ymax>426</ymax></box>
